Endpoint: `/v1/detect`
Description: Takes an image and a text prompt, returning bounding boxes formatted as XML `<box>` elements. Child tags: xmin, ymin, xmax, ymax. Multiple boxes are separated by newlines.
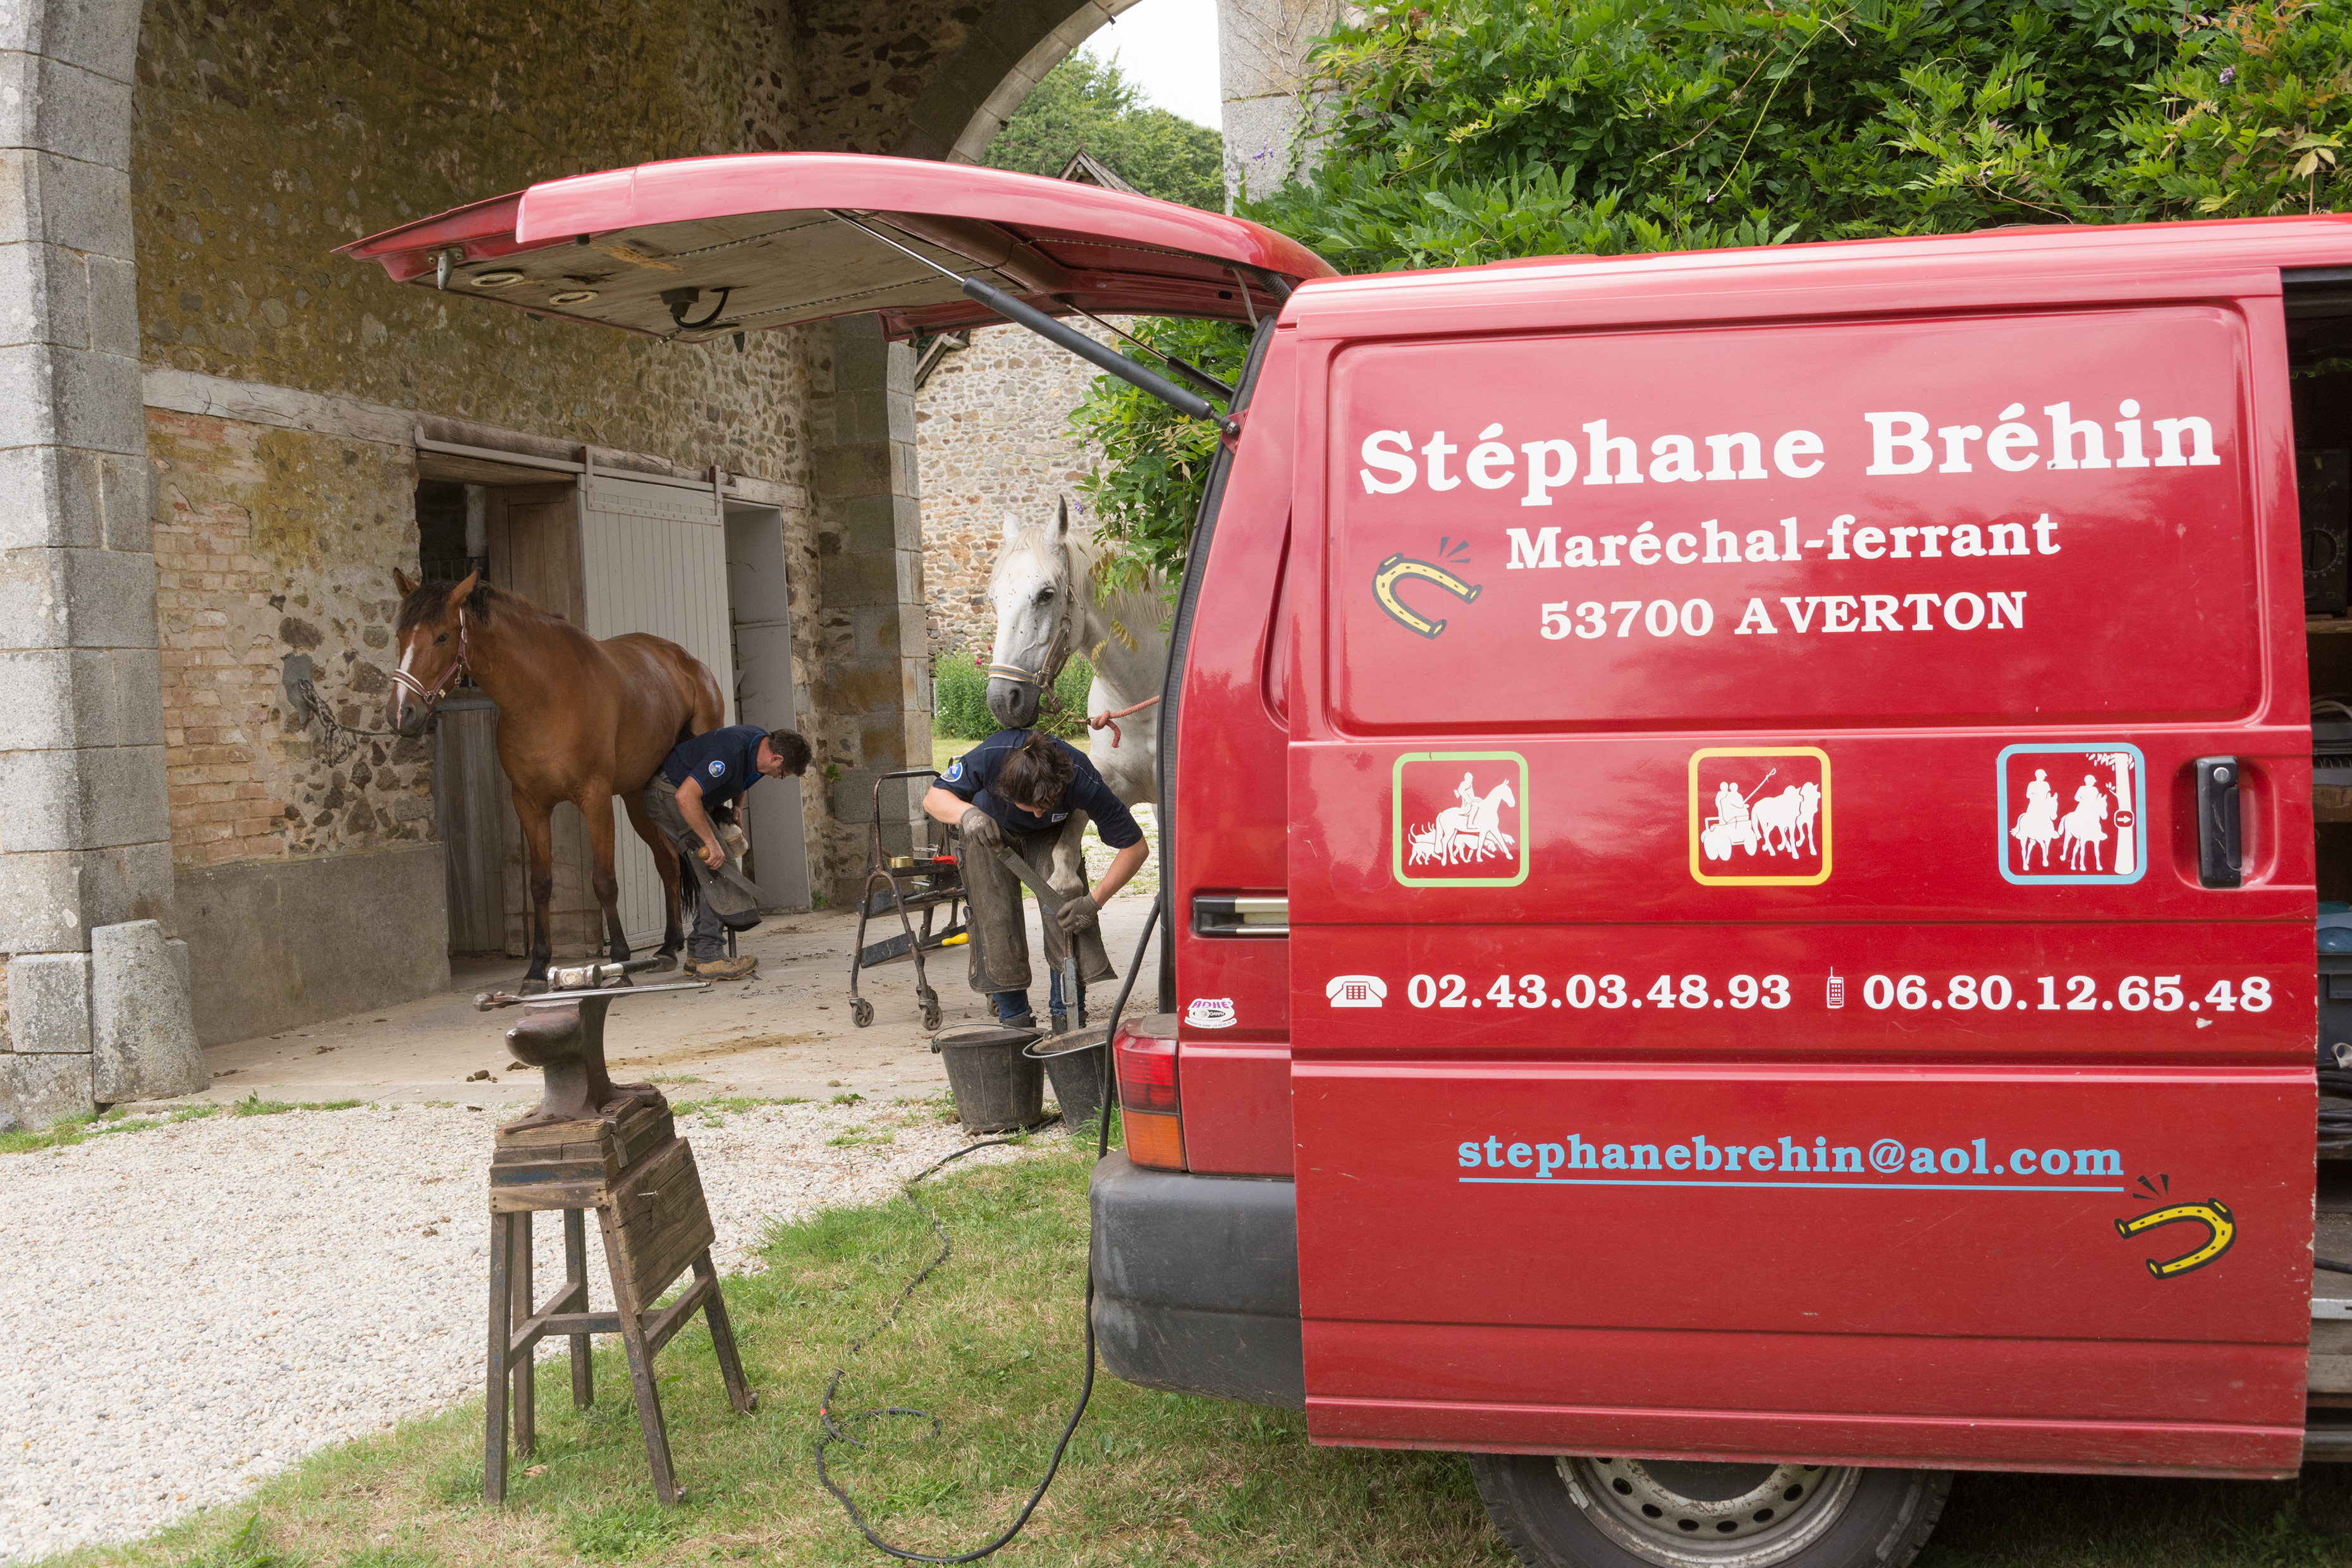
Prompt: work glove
<box><xmin>959</xmin><ymin>807</ymin><xmax>1002</xmax><ymax>854</ymax></box>
<box><xmin>1055</xmin><ymin>897</ymin><xmax>1101</xmax><ymax>937</ymax></box>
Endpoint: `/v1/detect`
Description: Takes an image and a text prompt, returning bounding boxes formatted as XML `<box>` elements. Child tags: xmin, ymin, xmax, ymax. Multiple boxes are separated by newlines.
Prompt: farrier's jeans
<box><xmin>960</xmin><ymin>816</ymin><xmax>1115</xmax><ymax>996</ymax></box>
<box><xmin>641</xmin><ymin>775</ymin><xmax>758</xmax><ymax>960</ymax></box>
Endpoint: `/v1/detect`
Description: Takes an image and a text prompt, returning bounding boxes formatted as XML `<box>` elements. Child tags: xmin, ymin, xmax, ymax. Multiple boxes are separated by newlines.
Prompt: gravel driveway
<box><xmin>0</xmin><ymin>1099</ymin><xmax>1041</xmax><ymax>1562</ymax></box>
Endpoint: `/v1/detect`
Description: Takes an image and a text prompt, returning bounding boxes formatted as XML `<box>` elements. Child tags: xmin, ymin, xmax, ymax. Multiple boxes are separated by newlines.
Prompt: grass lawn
<box><xmin>46</xmin><ymin>1138</ymin><xmax>2352</xmax><ymax>1568</ymax></box>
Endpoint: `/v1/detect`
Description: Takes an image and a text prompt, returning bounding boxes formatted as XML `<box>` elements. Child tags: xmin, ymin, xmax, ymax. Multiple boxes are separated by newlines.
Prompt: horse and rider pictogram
<box><xmin>1998</xmin><ymin>744</ymin><xmax>2147</xmax><ymax>886</ymax></box>
<box><xmin>1393</xmin><ymin>751</ymin><xmax>1529</xmax><ymax>888</ymax></box>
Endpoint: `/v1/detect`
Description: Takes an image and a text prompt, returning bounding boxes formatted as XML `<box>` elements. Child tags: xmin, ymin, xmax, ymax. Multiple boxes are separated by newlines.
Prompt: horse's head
<box><xmin>388</xmin><ymin>568</ymin><xmax>482</xmax><ymax>737</ymax></box>
<box><xmin>1492</xmin><ymin>780</ymin><xmax>1516</xmax><ymax>810</ymax></box>
<box><xmin>985</xmin><ymin>497</ymin><xmax>1076</xmax><ymax>730</ymax></box>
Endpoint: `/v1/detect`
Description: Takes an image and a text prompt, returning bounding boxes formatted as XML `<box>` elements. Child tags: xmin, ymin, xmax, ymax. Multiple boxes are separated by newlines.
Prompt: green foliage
<box><xmin>1067</xmin><ymin>316</ymin><xmax>1256</xmax><ymax>597</ymax></box>
<box><xmin>1258</xmin><ymin>0</ymin><xmax>2183</xmax><ymax>249</ymax></box>
<box><xmin>933</xmin><ymin>651</ymin><xmax>1095</xmax><ymax>742</ymax></box>
<box><xmin>981</xmin><ymin>53</ymin><xmax>1224</xmax><ymax>210</ymax></box>
<box><xmin>932</xmin><ymin>649</ymin><xmax>998</xmax><ymax>741</ymax></box>
<box><xmin>1067</xmin><ymin>2</ymin><xmax>2352</xmax><ymax>591</ymax></box>
<box><xmin>2107</xmin><ymin>2</ymin><xmax>2352</xmax><ymax>216</ymax></box>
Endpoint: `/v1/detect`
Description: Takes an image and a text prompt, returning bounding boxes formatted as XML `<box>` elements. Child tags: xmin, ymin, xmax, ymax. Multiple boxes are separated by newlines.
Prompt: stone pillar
<box><xmin>1218</xmin><ymin>0</ymin><xmax>1351</xmax><ymax>207</ymax></box>
<box><xmin>811</xmin><ymin>314</ymin><xmax>932</xmax><ymax>906</ymax></box>
<box><xmin>0</xmin><ymin>1</ymin><xmax>199</xmax><ymax>1128</ymax></box>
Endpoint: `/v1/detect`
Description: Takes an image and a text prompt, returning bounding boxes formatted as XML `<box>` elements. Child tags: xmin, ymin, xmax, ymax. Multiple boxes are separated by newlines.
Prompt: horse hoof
<box><xmin>518</xmin><ymin>979</ymin><xmax>549</xmax><ymax>996</ymax></box>
<box><xmin>649</xmin><ymin>953</ymin><xmax>678</xmax><ymax>973</ymax></box>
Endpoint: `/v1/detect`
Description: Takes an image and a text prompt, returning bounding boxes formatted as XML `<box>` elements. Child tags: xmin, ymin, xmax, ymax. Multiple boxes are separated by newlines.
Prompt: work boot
<box><xmin>684</xmin><ymin>953</ymin><xmax>757</xmax><ymax>981</ymax></box>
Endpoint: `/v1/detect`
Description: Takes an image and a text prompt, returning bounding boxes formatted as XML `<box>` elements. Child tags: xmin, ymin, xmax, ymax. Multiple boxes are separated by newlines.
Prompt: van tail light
<box><xmin>1113</xmin><ymin>1025</ymin><xmax>1185</xmax><ymax>1171</ymax></box>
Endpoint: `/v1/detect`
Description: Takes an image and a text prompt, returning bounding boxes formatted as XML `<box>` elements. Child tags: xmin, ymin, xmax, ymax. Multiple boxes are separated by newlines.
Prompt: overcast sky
<box><xmin>1077</xmin><ymin>0</ymin><xmax>1223</xmax><ymax>130</ymax></box>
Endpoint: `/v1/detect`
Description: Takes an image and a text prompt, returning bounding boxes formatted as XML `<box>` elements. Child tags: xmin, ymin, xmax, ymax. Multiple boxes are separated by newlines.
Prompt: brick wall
<box><xmin>914</xmin><ymin>322</ymin><xmax>1116</xmax><ymax>661</ymax></box>
<box><xmin>148</xmin><ymin>409</ymin><xmax>431</xmax><ymax>870</ymax></box>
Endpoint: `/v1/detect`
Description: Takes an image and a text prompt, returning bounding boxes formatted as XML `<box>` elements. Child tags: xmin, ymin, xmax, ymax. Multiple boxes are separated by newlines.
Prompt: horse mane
<box><xmin>395</xmin><ymin>577</ymin><xmax>505</xmax><ymax>635</ymax></box>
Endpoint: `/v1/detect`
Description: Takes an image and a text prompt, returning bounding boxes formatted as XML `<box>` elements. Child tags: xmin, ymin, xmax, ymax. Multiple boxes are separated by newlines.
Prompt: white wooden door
<box><xmin>581</xmin><ymin>473</ymin><xmax>733</xmax><ymax>948</ymax></box>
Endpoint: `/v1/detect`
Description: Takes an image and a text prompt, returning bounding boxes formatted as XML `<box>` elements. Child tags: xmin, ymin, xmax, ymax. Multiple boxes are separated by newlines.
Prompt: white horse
<box><xmin>981</xmin><ymin>498</ymin><xmax>1169</xmax><ymax>884</ymax></box>
<box><xmin>1409</xmin><ymin>781</ymin><xmax>1516</xmax><ymax>866</ymax></box>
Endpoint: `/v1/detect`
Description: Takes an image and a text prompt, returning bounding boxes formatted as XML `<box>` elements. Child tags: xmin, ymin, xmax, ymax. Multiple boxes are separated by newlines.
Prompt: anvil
<box><xmin>503</xmin><ymin>982</ymin><xmax>704</xmax><ymax>1124</ymax></box>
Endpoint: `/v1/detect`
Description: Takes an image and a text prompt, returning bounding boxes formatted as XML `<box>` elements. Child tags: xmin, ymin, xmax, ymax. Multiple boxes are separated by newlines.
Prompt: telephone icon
<box><xmin>1326</xmin><ymin>974</ymin><xmax>1387</xmax><ymax>1008</ymax></box>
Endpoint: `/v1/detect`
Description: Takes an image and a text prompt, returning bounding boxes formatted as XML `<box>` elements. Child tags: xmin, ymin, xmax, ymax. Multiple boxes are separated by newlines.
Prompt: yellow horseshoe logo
<box><xmin>2115</xmin><ymin>1199</ymin><xmax>2235</xmax><ymax>1279</ymax></box>
<box><xmin>1374</xmin><ymin>554</ymin><xmax>1482</xmax><ymax>639</ymax></box>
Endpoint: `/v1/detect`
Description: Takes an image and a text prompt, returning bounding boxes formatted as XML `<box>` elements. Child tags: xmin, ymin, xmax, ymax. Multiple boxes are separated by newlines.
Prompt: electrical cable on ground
<box><xmin>816</xmin><ymin>898</ymin><xmax>1162</xmax><ymax>1563</ymax></box>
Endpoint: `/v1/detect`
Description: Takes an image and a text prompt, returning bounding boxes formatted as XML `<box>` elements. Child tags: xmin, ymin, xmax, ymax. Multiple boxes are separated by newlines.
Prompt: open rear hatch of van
<box><xmin>339</xmin><ymin>152</ymin><xmax>1332</xmax><ymax>339</ymax></box>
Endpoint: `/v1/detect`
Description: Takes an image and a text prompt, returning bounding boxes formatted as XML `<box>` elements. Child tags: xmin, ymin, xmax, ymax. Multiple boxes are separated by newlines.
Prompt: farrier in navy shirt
<box><xmin>661</xmin><ymin>725</ymin><xmax>769</xmax><ymax>810</ymax></box>
<box><xmin>938</xmin><ymin>730</ymin><xmax>1143</xmax><ymax>848</ymax></box>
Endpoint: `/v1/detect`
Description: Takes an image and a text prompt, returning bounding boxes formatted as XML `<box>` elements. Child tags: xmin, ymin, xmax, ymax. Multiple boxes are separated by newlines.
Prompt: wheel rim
<box><xmin>1557</xmin><ymin>1457</ymin><xmax>1858</xmax><ymax>1566</ymax></box>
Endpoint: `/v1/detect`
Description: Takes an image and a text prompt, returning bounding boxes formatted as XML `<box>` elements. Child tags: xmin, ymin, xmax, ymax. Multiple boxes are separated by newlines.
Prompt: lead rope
<box><xmin>295</xmin><ymin>678</ymin><xmax>405</xmax><ymax>769</ymax></box>
<box><xmin>327</xmin><ymin>608</ymin><xmax>473</xmax><ymax>765</ymax></box>
<box><xmin>816</xmin><ymin>898</ymin><xmax>1162</xmax><ymax>1563</ymax></box>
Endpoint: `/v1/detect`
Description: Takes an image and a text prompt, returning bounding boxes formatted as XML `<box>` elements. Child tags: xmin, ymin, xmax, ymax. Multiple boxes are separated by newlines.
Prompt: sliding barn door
<box><xmin>581</xmin><ymin>473</ymin><xmax>735</xmax><ymax>948</ymax></box>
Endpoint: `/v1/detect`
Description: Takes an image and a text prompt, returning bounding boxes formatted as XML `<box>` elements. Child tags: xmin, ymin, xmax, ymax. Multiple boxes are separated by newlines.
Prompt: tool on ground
<box><xmin>483</xmin><ymin>986</ymin><xmax>753</xmax><ymax>1507</ymax></box>
<box><xmin>817</xmin><ymin>896</ymin><xmax>1161</xmax><ymax>1563</ymax></box>
<box><xmin>848</xmin><ymin>767</ymin><xmax>967</xmax><ymax>1031</ymax></box>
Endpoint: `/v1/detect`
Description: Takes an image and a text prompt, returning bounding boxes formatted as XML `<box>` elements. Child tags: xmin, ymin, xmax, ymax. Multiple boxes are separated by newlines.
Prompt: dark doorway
<box><xmin>415</xmin><ymin>479</ymin><xmax>488</xmax><ymax>586</ymax></box>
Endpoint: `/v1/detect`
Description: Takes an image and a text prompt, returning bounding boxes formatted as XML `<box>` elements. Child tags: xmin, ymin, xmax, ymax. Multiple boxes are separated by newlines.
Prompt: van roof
<box><xmin>1282</xmin><ymin>214</ymin><xmax>2352</xmax><ymax>338</ymax></box>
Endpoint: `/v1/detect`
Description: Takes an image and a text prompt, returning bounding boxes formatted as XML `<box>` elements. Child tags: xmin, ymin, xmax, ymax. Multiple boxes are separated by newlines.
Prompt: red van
<box><xmin>354</xmin><ymin>159</ymin><xmax>2348</xmax><ymax>1568</ymax></box>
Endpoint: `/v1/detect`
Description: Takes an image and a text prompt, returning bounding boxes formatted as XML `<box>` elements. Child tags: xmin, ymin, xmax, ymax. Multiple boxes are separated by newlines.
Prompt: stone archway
<box><xmin>0</xmin><ymin>0</ymin><xmax>200</xmax><ymax>1125</ymax></box>
<box><xmin>890</xmin><ymin>0</ymin><xmax>1148</xmax><ymax>163</ymax></box>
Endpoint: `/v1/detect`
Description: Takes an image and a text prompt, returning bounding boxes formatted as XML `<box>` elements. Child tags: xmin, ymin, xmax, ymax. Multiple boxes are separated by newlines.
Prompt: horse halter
<box><xmin>388</xmin><ymin>608</ymin><xmax>471</xmax><ymax>720</ymax></box>
<box><xmin>986</xmin><ymin>573</ymin><xmax>1077</xmax><ymax>695</ymax></box>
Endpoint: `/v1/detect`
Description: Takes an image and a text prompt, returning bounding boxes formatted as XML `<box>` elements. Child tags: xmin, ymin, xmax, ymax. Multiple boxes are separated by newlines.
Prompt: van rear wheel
<box><xmin>1468</xmin><ymin>1454</ymin><xmax>1949</xmax><ymax>1568</ymax></box>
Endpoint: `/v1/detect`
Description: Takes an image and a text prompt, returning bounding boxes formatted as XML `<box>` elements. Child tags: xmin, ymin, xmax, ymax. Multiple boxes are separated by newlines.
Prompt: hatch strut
<box><xmin>828</xmin><ymin>210</ymin><xmax>1240</xmax><ymax>438</ymax></box>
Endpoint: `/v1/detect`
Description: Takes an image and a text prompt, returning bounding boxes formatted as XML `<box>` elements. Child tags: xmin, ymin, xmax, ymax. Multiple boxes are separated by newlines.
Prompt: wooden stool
<box><xmin>484</xmin><ymin>1063</ymin><xmax>754</xmax><ymax>1504</ymax></box>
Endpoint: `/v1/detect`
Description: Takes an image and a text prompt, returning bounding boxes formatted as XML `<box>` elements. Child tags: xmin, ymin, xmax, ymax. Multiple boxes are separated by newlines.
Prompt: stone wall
<box><xmin>133</xmin><ymin>0</ymin><xmax>816</xmax><ymax>486</ymax></box>
<box><xmin>914</xmin><ymin>321</ymin><xmax>1113</xmax><ymax>661</ymax></box>
<box><xmin>147</xmin><ymin>408</ymin><xmax>431</xmax><ymax>870</ymax></box>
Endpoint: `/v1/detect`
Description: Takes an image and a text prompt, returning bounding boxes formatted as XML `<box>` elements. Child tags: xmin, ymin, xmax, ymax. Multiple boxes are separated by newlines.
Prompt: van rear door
<box><xmin>340</xmin><ymin>152</ymin><xmax>1331</xmax><ymax>336</ymax></box>
<box><xmin>1285</xmin><ymin>230</ymin><xmax>2317</xmax><ymax>1478</ymax></box>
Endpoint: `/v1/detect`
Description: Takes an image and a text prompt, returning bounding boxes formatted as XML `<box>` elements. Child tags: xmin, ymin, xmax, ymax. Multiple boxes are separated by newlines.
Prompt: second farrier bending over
<box><xmin>922</xmin><ymin>729</ymin><xmax>1149</xmax><ymax>1028</ymax></box>
<box><xmin>642</xmin><ymin>723</ymin><xmax>812</xmax><ymax>981</ymax></box>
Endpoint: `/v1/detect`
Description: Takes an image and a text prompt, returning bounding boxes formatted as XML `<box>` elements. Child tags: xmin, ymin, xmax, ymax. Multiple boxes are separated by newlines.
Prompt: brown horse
<box><xmin>387</xmin><ymin>570</ymin><xmax>723</xmax><ymax>982</ymax></box>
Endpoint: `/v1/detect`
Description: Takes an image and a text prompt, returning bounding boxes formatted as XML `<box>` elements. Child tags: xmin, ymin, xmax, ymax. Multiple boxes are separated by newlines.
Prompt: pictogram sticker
<box><xmin>1688</xmin><ymin>747</ymin><xmax>1831</xmax><ymax>886</ymax></box>
<box><xmin>1393</xmin><ymin>751</ymin><xmax>1529</xmax><ymax>888</ymax></box>
<box><xmin>1999</xmin><ymin>743</ymin><xmax>2146</xmax><ymax>885</ymax></box>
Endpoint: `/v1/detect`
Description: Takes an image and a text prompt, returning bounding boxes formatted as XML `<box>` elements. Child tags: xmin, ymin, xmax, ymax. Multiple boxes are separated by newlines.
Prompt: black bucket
<box><xmin>1026</xmin><ymin>1027</ymin><xmax>1109</xmax><ymax>1131</ymax></box>
<box><xmin>932</xmin><ymin>1022</ymin><xmax>1046</xmax><ymax>1132</ymax></box>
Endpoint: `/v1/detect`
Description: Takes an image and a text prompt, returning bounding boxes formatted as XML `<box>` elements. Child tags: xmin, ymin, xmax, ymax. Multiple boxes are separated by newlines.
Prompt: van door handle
<box><xmin>2194</xmin><ymin>756</ymin><xmax>2241</xmax><ymax>888</ymax></box>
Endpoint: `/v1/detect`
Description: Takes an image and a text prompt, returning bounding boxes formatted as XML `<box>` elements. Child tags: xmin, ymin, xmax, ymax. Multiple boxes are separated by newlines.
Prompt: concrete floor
<box><xmin>188</xmin><ymin>888</ymin><xmax>1165</xmax><ymax>1115</ymax></box>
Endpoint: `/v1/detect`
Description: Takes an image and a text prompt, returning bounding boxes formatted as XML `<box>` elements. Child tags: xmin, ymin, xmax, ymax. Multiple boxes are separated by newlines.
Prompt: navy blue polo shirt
<box><xmin>940</xmin><ymin>730</ymin><xmax>1142</xmax><ymax>849</ymax></box>
<box><xmin>662</xmin><ymin>725</ymin><xmax>768</xmax><ymax>809</ymax></box>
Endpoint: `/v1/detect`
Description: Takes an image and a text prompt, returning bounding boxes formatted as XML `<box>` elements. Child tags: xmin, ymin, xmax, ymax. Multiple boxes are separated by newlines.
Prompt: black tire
<box><xmin>1469</xmin><ymin>1455</ymin><xmax>1949</xmax><ymax>1568</ymax></box>
<box><xmin>851</xmin><ymin>996</ymin><xmax>875</xmax><ymax>1028</ymax></box>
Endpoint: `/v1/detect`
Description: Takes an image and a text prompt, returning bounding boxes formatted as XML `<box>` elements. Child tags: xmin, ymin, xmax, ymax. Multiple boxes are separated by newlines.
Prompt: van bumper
<box><xmin>1087</xmin><ymin>1153</ymin><xmax>1304</xmax><ymax>1409</ymax></box>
